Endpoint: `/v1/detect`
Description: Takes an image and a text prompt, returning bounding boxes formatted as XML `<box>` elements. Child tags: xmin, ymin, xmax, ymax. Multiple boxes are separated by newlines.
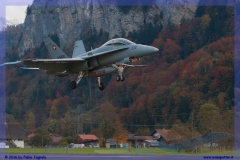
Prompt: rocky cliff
<box><xmin>16</xmin><ymin>0</ymin><xmax>198</xmax><ymax>55</ymax></box>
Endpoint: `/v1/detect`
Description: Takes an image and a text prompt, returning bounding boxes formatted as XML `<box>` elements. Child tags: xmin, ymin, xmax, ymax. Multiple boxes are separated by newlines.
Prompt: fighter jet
<box><xmin>22</xmin><ymin>38</ymin><xmax>159</xmax><ymax>90</ymax></box>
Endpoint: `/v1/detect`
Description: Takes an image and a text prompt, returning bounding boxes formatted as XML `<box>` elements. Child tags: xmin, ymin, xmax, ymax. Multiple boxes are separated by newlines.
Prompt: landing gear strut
<box><xmin>112</xmin><ymin>64</ymin><xmax>125</xmax><ymax>82</ymax></box>
<box><xmin>97</xmin><ymin>77</ymin><xmax>104</xmax><ymax>91</ymax></box>
<box><xmin>70</xmin><ymin>71</ymin><xmax>84</xmax><ymax>90</ymax></box>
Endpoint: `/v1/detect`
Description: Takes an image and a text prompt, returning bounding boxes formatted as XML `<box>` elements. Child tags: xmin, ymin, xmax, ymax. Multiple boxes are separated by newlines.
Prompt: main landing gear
<box><xmin>70</xmin><ymin>71</ymin><xmax>105</xmax><ymax>91</ymax></box>
<box><xmin>97</xmin><ymin>77</ymin><xmax>104</xmax><ymax>91</ymax></box>
<box><xmin>116</xmin><ymin>75</ymin><xmax>124</xmax><ymax>81</ymax></box>
<box><xmin>70</xmin><ymin>71</ymin><xmax>84</xmax><ymax>90</ymax></box>
<box><xmin>70</xmin><ymin>64</ymin><xmax>126</xmax><ymax>90</ymax></box>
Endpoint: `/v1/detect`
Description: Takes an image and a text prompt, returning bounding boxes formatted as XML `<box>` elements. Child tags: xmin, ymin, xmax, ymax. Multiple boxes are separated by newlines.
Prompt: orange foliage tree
<box><xmin>113</xmin><ymin>118</ymin><xmax>128</xmax><ymax>146</ymax></box>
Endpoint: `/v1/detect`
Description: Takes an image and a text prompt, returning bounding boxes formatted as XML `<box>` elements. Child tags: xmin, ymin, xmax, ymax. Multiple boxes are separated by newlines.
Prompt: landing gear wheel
<box><xmin>98</xmin><ymin>82</ymin><xmax>104</xmax><ymax>91</ymax></box>
<box><xmin>70</xmin><ymin>81</ymin><xmax>77</xmax><ymax>90</ymax></box>
<box><xmin>116</xmin><ymin>75</ymin><xmax>124</xmax><ymax>82</ymax></box>
<box><xmin>116</xmin><ymin>75</ymin><xmax>121</xmax><ymax>81</ymax></box>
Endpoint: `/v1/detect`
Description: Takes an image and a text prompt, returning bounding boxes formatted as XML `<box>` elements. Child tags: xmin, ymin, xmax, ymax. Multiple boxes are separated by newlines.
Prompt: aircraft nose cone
<box><xmin>153</xmin><ymin>47</ymin><xmax>159</xmax><ymax>53</ymax></box>
<box><xmin>149</xmin><ymin>46</ymin><xmax>159</xmax><ymax>54</ymax></box>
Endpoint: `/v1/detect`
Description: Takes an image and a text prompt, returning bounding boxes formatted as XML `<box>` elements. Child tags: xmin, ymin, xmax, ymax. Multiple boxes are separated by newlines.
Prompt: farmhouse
<box><xmin>49</xmin><ymin>133</ymin><xmax>63</xmax><ymax>144</ymax></box>
<box><xmin>26</xmin><ymin>133</ymin><xmax>63</xmax><ymax>145</ymax></box>
<box><xmin>76</xmin><ymin>134</ymin><xmax>99</xmax><ymax>148</ymax></box>
<box><xmin>151</xmin><ymin>129</ymin><xmax>182</xmax><ymax>144</ymax></box>
<box><xmin>128</xmin><ymin>135</ymin><xmax>156</xmax><ymax>148</ymax></box>
<box><xmin>5</xmin><ymin>122</ymin><xmax>26</xmax><ymax>148</ymax></box>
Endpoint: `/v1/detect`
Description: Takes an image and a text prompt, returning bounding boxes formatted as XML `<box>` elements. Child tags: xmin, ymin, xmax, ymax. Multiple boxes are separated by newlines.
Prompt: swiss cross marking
<box><xmin>52</xmin><ymin>45</ymin><xmax>57</xmax><ymax>51</ymax></box>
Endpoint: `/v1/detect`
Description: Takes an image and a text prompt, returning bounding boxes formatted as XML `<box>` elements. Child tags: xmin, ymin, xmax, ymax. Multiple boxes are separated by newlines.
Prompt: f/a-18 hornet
<box><xmin>22</xmin><ymin>38</ymin><xmax>159</xmax><ymax>90</ymax></box>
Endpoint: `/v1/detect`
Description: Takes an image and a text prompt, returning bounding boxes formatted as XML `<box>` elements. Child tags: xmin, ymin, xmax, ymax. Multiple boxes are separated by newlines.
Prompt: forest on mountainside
<box><xmin>5</xmin><ymin>6</ymin><xmax>234</xmax><ymax>146</ymax></box>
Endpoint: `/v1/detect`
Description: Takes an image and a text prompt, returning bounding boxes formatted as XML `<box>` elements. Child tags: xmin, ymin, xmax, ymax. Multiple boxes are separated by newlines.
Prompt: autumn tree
<box><xmin>24</xmin><ymin>110</ymin><xmax>36</xmax><ymax>133</ymax></box>
<box><xmin>47</xmin><ymin>119</ymin><xmax>61</xmax><ymax>135</ymax></box>
<box><xmin>162</xmin><ymin>39</ymin><xmax>182</xmax><ymax>63</ymax></box>
<box><xmin>200</xmin><ymin>14</ymin><xmax>211</xmax><ymax>29</ymax></box>
<box><xmin>197</xmin><ymin>102</ymin><xmax>224</xmax><ymax>133</ymax></box>
<box><xmin>135</xmin><ymin>128</ymin><xmax>151</xmax><ymax>136</ymax></box>
<box><xmin>113</xmin><ymin>118</ymin><xmax>128</xmax><ymax>146</ymax></box>
<box><xmin>58</xmin><ymin>136</ymin><xmax>73</xmax><ymax>145</ymax></box>
<box><xmin>28</xmin><ymin>127</ymin><xmax>51</xmax><ymax>147</ymax></box>
<box><xmin>171</xmin><ymin>120</ymin><xmax>198</xmax><ymax>140</ymax></box>
<box><xmin>93</xmin><ymin>101</ymin><xmax>117</xmax><ymax>147</ymax></box>
<box><xmin>28</xmin><ymin>133</ymin><xmax>51</xmax><ymax>147</ymax></box>
<box><xmin>222</xmin><ymin>109</ymin><xmax>234</xmax><ymax>133</ymax></box>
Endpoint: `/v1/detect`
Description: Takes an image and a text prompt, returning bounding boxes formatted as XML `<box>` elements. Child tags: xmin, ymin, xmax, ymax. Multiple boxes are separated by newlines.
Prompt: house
<box><xmin>26</xmin><ymin>133</ymin><xmax>63</xmax><ymax>145</ymax></box>
<box><xmin>151</xmin><ymin>129</ymin><xmax>182</xmax><ymax>144</ymax></box>
<box><xmin>144</xmin><ymin>140</ymin><xmax>160</xmax><ymax>148</ymax></box>
<box><xmin>126</xmin><ymin>130</ymin><xmax>159</xmax><ymax>148</ymax></box>
<box><xmin>69</xmin><ymin>143</ymin><xmax>85</xmax><ymax>148</ymax></box>
<box><xmin>128</xmin><ymin>135</ymin><xmax>156</xmax><ymax>148</ymax></box>
<box><xmin>0</xmin><ymin>141</ymin><xmax>9</xmax><ymax>148</ymax></box>
<box><xmin>106</xmin><ymin>138</ymin><xmax>128</xmax><ymax>148</ymax></box>
<box><xmin>49</xmin><ymin>133</ymin><xmax>63</xmax><ymax>144</ymax></box>
<box><xmin>25</xmin><ymin>133</ymin><xmax>36</xmax><ymax>141</ymax></box>
<box><xmin>106</xmin><ymin>138</ymin><xmax>116</xmax><ymax>148</ymax></box>
<box><xmin>125</xmin><ymin>130</ymin><xmax>134</xmax><ymax>138</ymax></box>
<box><xmin>4</xmin><ymin>122</ymin><xmax>26</xmax><ymax>148</ymax></box>
<box><xmin>76</xmin><ymin>134</ymin><xmax>99</xmax><ymax>148</ymax></box>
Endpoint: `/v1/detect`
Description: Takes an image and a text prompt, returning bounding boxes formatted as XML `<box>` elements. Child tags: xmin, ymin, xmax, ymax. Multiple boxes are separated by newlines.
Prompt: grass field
<box><xmin>3</xmin><ymin>148</ymin><xmax>235</xmax><ymax>155</ymax></box>
<box><xmin>5</xmin><ymin>148</ymin><xmax>175</xmax><ymax>155</ymax></box>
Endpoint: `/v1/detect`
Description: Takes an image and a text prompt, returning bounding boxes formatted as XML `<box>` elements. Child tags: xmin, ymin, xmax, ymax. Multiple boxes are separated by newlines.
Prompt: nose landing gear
<box><xmin>116</xmin><ymin>75</ymin><xmax>124</xmax><ymax>81</ymax></box>
<box><xmin>112</xmin><ymin>64</ymin><xmax>125</xmax><ymax>82</ymax></box>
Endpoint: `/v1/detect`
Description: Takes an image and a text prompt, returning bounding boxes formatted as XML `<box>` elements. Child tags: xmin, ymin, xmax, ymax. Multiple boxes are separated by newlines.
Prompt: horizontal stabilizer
<box><xmin>123</xmin><ymin>64</ymin><xmax>147</xmax><ymax>67</ymax></box>
<box><xmin>0</xmin><ymin>60</ymin><xmax>21</xmax><ymax>67</ymax></box>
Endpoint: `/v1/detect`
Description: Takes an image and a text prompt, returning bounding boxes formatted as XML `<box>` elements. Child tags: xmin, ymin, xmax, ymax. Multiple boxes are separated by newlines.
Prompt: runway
<box><xmin>1</xmin><ymin>154</ymin><xmax>239</xmax><ymax>160</ymax></box>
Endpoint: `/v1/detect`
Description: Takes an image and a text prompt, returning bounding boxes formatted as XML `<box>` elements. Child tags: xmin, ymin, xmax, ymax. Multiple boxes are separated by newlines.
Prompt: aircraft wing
<box><xmin>81</xmin><ymin>46</ymin><xmax>129</xmax><ymax>59</ymax></box>
<box><xmin>22</xmin><ymin>58</ymin><xmax>84</xmax><ymax>72</ymax></box>
<box><xmin>23</xmin><ymin>58</ymin><xmax>84</xmax><ymax>62</ymax></box>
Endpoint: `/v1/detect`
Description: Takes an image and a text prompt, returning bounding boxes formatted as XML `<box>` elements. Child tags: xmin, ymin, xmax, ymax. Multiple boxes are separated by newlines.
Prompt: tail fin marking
<box><xmin>44</xmin><ymin>38</ymin><xmax>68</xmax><ymax>59</ymax></box>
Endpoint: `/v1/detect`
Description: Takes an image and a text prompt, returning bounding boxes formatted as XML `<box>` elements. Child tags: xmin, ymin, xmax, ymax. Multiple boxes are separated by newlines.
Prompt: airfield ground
<box><xmin>4</xmin><ymin>147</ymin><xmax>234</xmax><ymax>155</ymax></box>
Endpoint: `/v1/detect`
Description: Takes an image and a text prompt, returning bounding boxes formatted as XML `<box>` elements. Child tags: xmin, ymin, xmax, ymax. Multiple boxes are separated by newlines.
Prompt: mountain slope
<box><xmin>16</xmin><ymin>2</ymin><xmax>196</xmax><ymax>53</ymax></box>
<box><xmin>110</xmin><ymin>37</ymin><xmax>233</xmax><ymax>133</ymax></box>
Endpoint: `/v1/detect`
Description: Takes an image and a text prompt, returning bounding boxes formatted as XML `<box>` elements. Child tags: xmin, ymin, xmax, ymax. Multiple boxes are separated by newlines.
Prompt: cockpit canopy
<box><xmin>102</xmin><ymin>38</ymin><xmax>135</xmax><ymax>46</ymax></box>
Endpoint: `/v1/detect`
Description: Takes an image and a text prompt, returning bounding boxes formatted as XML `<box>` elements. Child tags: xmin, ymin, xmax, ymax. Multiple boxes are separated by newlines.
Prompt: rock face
<box><xmin>0</xmin><ymin>17</ymin><xmax>19</xmax><ymax>31</ymax></box>
<box><xmin>18</xmin><ymin>0</ymin><xmax>198</xmax><ymax>53</ymax></box>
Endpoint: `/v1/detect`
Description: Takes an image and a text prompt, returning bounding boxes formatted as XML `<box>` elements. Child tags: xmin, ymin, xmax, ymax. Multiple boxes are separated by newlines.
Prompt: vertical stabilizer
<box><xmin>72</xmin><ymin>40</ymin><xmax>86</xmax><ymax>58</ymax></box>
<box><xmin>44</xmin><ymin>38</ymin><xmax>68</xmax><ymax>59</ymax></box>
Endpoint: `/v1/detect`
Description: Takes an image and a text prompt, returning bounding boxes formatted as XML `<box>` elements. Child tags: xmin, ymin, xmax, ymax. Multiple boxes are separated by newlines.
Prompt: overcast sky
<box><xmin>2</xmin><ymin>0</ymin><xmax>33</xmax><ymax>24</ymax></box>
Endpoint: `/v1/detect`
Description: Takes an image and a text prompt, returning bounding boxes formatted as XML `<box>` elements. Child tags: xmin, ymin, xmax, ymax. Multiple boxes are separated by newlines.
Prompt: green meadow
<box><xmin>4</xmin><ymin>148</ymin><xmax>235</xmax><ymax>156</ymax></box>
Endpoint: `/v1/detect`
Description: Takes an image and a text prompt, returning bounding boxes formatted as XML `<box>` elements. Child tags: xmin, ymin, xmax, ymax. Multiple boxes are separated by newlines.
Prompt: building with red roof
<box><xmin>76</xmin><ymin>134</ymin><xmax>99</xmax><ymax>148</ymax></box>
<box><xmin>49</xmin><ymin>133</ymin><xmax>63</xmax><ymax>144</ymax></box>
<box><xmin>151</xmin><ymin>129</ymin><xmax>182</xmax><ymax>144</ymax></box>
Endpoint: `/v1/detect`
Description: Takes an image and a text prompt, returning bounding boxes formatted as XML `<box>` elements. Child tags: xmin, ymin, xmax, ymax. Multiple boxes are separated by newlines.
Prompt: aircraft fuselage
<box><xmin>22</xmin><ymin>38</ymin><xmax>159</xmax><ymax>90</ymax></box>
<box><xmin>71</xmin><ymin>44</ymin><xmax>158</xmax><ymax>74</ymax></box>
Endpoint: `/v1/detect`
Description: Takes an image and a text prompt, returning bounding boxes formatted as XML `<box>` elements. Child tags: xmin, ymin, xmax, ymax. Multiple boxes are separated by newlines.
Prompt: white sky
<box><xmin>5</xmin><ymin>0</ymin><xmax>33</xmax><ymax>24</ymax></box>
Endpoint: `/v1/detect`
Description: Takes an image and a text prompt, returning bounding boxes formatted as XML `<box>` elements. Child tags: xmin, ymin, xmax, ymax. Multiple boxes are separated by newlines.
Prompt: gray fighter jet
<box><xmin>22</xmin><ymin>38</ymin><xmax>159</xmax><ymax>90</ymax></box>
